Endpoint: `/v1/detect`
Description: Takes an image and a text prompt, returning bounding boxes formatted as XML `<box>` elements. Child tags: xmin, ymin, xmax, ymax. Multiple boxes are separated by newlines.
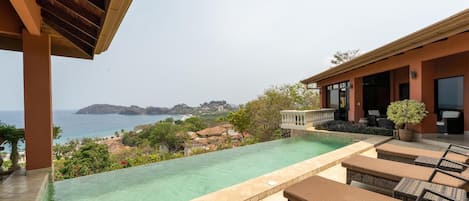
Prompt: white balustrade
<box><xmin>280</xmin><ymin>108</ymin><xmax>335</xmax><ymax>130</ymax></box>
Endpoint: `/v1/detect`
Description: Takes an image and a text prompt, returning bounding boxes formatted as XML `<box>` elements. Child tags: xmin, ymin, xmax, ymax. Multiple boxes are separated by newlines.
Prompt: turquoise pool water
<box><xmin>49</xmin><ymin>135</ymin><xmax>351</xmax><ymax>201</ymax></box>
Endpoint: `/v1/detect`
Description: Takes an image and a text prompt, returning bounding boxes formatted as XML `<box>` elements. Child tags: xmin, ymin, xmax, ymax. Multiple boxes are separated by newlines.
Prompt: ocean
<box><xmin>0</xmin><ymin>110</ymin><xmax>182</xmax><ymax>150</ymax></box>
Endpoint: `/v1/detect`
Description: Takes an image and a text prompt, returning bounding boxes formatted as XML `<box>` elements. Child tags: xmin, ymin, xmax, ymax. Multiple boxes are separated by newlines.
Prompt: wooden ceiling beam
<box><xmin>56</xmin><ymin>0</ymin><xmax>104</xmax><ymax>26</ymax></box>
<box><xmin>42</xmin><ymin>11</ymin><xmax>93</xmax><ymax>57</ymax></box>
<box><xmin>88</xmin><ymin>0</ymin><xmax>106</xmax><ymax>11</ymax></box>
<box><xmin>10</xmin><ymin>0</ymin><xmax>42</xmax><ymax>35</ymax></box>
<box><xmin>41</xmin><ymin>11</ymin><xmax>96</xmax><ymax>47</ymax></box>
<box><xmin>37</xmin><ymin>0</ymin><xmax>99</xmax><ymax>38</ymax></box>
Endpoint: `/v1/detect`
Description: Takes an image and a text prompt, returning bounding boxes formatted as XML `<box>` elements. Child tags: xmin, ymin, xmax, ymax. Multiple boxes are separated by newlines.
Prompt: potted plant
<box><xmin>387</xmin><ymin>99</ymin><xmax>428</xmax><ymax>141</ymax></box>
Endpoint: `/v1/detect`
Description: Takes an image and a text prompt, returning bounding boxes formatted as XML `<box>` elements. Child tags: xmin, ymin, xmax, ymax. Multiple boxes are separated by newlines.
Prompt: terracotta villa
<box><xmin>282</xmin><ymin>9</ymin><xmax>469</xmax><ymax>135</ymax></box>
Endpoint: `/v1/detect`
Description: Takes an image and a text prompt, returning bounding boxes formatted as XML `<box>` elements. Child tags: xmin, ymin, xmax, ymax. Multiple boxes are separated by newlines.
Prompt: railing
<box><xmin>280</xmin><ymin>108</ymin><xmax>335</xmax><ymax>130</ymax></box>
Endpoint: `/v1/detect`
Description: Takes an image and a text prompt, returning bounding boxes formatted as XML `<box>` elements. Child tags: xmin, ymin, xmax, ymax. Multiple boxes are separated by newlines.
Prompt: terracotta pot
<box><xmin>398</xmin><ymin>128</ymin><xmax>414</xmax><ymax>142</ymax></box>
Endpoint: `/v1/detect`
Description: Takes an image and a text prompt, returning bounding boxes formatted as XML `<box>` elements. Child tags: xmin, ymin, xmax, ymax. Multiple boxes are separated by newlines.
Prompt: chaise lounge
<box><xmin>376</xmin><ymin>143</ymin><xmax>469</xmax><ymax>165</ymax></box>
<box><xmin>283</xmin><ymin>175</ymin><xmax>400</xmax><ymax>201</ymax></box>
<box><xmin>342</xmin><ymin>155</ymin><xmax>469</xmax><ymax>191</ymax></box>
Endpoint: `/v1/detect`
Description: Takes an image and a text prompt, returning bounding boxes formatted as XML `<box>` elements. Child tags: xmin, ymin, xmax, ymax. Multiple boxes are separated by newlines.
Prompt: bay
<box><xmin>0</xmin><ymin>110</ymin><xmax>182</xmax><ymax>151</ymax></box>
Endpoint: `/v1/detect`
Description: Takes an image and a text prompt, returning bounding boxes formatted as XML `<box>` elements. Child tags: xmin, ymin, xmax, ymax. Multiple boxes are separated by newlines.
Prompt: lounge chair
<box><xmin>437</xmin><ymin>111</ymin><xmax>464</xmax><ymax>134</ymax></box>
<box><xmin>376</xmin><ymin>143</ymin><xmax>469</xmax><ymax>164</ymax></box>
<box><xmin>283</xmin><ymin>175</ymin><xmax>399</xmax><ymax>201</ymax></box>
<box><xmin>342</xmin><ymin>155</ymin><xmax>469</xmax><ymax>191</ymax></box>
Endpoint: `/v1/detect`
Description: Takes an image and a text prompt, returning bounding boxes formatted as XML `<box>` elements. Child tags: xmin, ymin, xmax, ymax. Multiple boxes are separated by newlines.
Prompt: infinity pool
<box><xmin>48</xmin><ymin>134</ymin><xmax>351</xmax><ymax>201</ymax></box>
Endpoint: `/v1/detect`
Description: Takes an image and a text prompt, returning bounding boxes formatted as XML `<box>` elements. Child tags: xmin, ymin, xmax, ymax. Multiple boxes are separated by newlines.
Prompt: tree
<box><xmin>245</xmin><ymin>88</ymin><xmax>293</xmax><ymax>141</ymax></box>
<box><xmin>148</xmin><ymin>122</ymin><xmax>188</xmax><ymax>152</ymax></box>
<box><xmin>53</xmin><ymin>143</ymin><xmax>76</xmax><ymax>160</ymax></box>
<box><xmin>281</xmin><ymin>83</ymin><xmax>320</xmax><ymax>110</ymax></box>
<box><xmin>227</xmin><ymin>107</ymin><xmax>250</xmax><ymax>133</ymax></box>
<box><xmin>0</xmin><ymin>124</ymin><xmax>24</xmax><ymax>171</ymax></box>
<box><xmin>330</xmin><ymin>49</ymin><xmax>360</xmax><ymax>66</ymax></box>
<box><xmin>183</xmin><ymin>117</ymin><xmax>207</xmax><ymax>132</ymax></box>
<box><xmin>164</xmin><ymin>117</ymin><xmax>174</xmax><ymax>123</ymax></box>
<box><xmin>60</xmin><ymin>141</ymin><xmax>111</xmax><ymax>178</ymax></box>
<box><xmin>53</xmin><ymin>125</ymin><xmax>63</xmax><ymax>140</ymax></box>
<box><xmin>227</xmin><ymin>83</ymin><xmax>320</xmax><ymax>141</ymax></box>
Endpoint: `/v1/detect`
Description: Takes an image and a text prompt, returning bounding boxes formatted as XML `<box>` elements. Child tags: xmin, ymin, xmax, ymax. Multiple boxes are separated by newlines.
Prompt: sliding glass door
<box><xmin>326</xmin><ymin>81</ymin><xmax>349</xmax><ymax>121</ymax></box>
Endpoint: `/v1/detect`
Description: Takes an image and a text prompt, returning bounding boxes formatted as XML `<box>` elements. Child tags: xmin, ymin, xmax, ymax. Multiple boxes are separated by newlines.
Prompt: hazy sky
<box><xmin>1</xmin><ymin>1</ymin><xmax>468</xmax><ymax>110</ymax></box>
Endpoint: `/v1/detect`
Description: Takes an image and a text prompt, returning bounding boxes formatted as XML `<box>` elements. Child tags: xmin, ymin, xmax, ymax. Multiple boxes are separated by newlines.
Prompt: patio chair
<box><xmin>376</xmin><ymin>143</ymin><xmax>469</xmax><ymax>165</ymax></box>
<box><xmin>283</xmin><ymin>175</ymin><xmax>399</xmax><ymax>201</ymax></box>
<box><xmin>341</xmin><ymin>155</ymin><xmax>469</xmax><ymax>191</ymax></box>
<box><xmin>437</xmin><ymin>111</ymin><xmax>464</xmax><ymax>134</ymax></box>
<box><xmin>367</xmin><ymin>110</ymin><xmax>382</xmax><ymax>127</ymax></box>
<box><xmin>377</xmin><ymin>118</ymin><xmax>395</xmax><ymax>129</ymax></box>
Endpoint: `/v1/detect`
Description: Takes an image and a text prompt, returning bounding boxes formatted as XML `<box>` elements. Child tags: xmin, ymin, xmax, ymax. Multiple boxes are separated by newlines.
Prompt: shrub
<box><xmin>316</xmin><ymin>120</ymin><xmax>393</xmax><ymax>136</ymax></box>
<box><xmin>59</xmin><ymin>141</ymin><xmax>112</xmax><ymax>179</ymax></box>
<box><xmin>387</xmin><ymin>99</ymin><xmax>428</xmax><ymax>129</ymax></box>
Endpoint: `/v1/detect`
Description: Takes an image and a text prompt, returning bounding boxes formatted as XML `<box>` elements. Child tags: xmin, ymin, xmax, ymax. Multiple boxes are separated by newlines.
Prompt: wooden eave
<box><xmin>301</xmin><ymin>8</ymin><xmax>469</xmax><ymax>85</ymax></box>
<box><xmin>0</xmin><ymin>0</ymin><xmax>131</xmax><ymax>59</ymax></box>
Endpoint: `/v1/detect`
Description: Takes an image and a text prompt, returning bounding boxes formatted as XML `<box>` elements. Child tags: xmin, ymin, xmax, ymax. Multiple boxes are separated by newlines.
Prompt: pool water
<box><xmin>49</xmin><ymin>135</ymin><xmax>351</xmax><ymax>201</ymax></box>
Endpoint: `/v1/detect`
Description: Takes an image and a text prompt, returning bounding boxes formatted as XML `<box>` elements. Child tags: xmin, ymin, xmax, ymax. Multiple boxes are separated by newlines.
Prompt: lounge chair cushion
<box><xmin>284</xmin><ymin>175</ymin><xmax>399</xmax><ymax>201</ymax></box>
<box><xmin>342</xmin><ymin>155</ymin><xmax>469</xmax><ymax>191</ymax></box>
<box><xmin>376</xmin><ymin>143</ymin><xmax>469</xmax><ymax>163</ymax></box>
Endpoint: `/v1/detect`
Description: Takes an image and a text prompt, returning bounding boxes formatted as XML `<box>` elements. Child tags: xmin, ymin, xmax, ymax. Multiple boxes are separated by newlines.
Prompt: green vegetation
<box><xmin>54</xmin><ymin>116</ymin><xmax>214</xmax><ymax>181</ymax></box>
<box><xmin>147</xmin><ymin>121</ymin><xmax>188</xmax><ymax>152</ymax></box>
<box><xmin>57</xmin><ymin>141</ymin><xmax>112</xmax><ymax>179</ymax></box>
<box><xmin>0</xmin><ymin>123</ymin><xmax>24</xmax><ymax>171</ymax></box>
<box><xmin>121</xmin><ymin>117</ymin><xmax>200</xmax><ymax>151</ymax></box>
<box><xmin>315</xmin><ymin>120</ymin><xmax>393</xmax><ymax>136</ymax></box>
<box><xmin>227</xmin><ymin>83</ymin><xmax>320</xmax><ymax>142</ymax></box>
<box><xmin>387</xmin><ymin>99</ymin><xmax>429</xmax><ymax>129</ymax></box>
<box><xmin>182</xmin><ymin>117</ymin><xmax>207</xmax><ymax>132</ymax></box>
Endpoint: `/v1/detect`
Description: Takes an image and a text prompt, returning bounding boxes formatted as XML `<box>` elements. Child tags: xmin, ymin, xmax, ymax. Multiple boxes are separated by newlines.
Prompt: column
<box><xmin>409</xmin><ymin>61</ymin><xmax>436</xmax><ymax>133</ymax></box>
<box><xmin>23</xmin><ymin>30</ymin><xmax>53</xmax><ymax>170</ymax></box>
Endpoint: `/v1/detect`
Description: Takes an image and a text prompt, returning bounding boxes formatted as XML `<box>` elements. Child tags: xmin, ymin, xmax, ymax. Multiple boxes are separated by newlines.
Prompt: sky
<box><xmin>1</xmin><ymin>1</ymin><xmax>468</xmax><ymax>110</ymax></box>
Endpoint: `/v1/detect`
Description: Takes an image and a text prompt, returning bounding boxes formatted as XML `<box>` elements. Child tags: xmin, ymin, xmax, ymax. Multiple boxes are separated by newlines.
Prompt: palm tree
<box><xmin>0</xmin><ymin>134</ymin><xmax>4</xmax><ymax>171</ymax></box>
<box><xmin>0</xmin><ymin>124</ymin><xmax>24</xmax><ymax>171</ymax></box>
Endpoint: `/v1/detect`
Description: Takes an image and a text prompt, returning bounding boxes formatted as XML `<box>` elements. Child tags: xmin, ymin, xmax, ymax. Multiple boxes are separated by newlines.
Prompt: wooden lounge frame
<box><xmin>342</xmin><ymin>155</ymin><xmax>469</xmax><ymax>191</ymax></box>
<box><xmin>283</xmin><ymin>175</ymin><xmax>400</xmax><ymax>201</ymax></box>
<box><xmin>376</xmin><ymin>143</ymin><xmax>469</xmax><ymax>165</ymax></box>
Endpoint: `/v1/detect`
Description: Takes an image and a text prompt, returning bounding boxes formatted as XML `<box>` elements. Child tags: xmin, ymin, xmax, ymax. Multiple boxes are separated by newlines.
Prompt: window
<box><xmin>436</xmin><ymin>76</ymin><xmax>464</xmax><ymax>110</ymax></box>
<box><xmin>326</xmin><ymin>81</ymin><xmax>349</xmax><ymax>109</ymax></box>
<box><xmin>329</xmin><ymin>89</ymin><xmax>339</xmax><ymax>108</ymax></box>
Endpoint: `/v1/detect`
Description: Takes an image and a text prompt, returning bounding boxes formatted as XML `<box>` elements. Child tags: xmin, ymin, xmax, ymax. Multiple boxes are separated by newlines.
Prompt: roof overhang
<box><xmin>0</xmin><ymin>0</ymin><xmax>132</xmax><ymax>59</ymax></box>
<box><xmin>301</xmin><ymin>8</ymin><xmax>469</xmax><ymax>84</ymax></box>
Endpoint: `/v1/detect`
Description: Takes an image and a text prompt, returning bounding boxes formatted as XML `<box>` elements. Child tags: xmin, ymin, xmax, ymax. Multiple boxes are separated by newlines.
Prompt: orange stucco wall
<box><xmin>23</xmin><ymin>30</ymin><xmax>53</xmax><ymax>170</ymax></box>
<box><xmin>390</xmin><ymin>66</ymin><xmax>409</xmax><ymax>101</ymax></box>
<box><xmin>317</xmin><ymin>32</ymin><xmax>469</xmax><ymax>133</ymax></box>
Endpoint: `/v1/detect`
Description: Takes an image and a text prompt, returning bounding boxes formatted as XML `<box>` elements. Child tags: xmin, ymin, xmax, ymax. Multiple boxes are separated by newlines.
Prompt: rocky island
<box><xmin>76</xmin><ymin>101</ymin><xmax>238</xmax><ymax>115</ymax></box>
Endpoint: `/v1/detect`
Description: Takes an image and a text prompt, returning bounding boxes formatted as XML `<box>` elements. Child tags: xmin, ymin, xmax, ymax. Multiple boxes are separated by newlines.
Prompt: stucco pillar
<box><xmin>351</xmin><ymin>77</ymin><xmax>364</xmax><ymax>122</ymax></box>
<box><xmin>320</xmin><ymin>86</ymin><xmax>327</xmax><ymax>108</ymax></box>
<box><xmin>409</xmin><ymin>61</ymin><xmax>423</xmax><ymax>101</ymax></box>
<box><xmin>23</xmin><ymin>30</ymin><xmax>53</xmax><ymax>170</ymax></box>
<box><xmin>409</xmin><ymin>61</ymin><xmax>436</xmax><ymax>133</ymax></box>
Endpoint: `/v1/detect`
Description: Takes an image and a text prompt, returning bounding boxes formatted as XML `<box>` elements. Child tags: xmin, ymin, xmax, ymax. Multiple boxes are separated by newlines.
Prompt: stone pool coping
<box><xmin>191</xmin><ymin>133</ymin><xmax>392</xmax><ymax>201</ymax></box>
<box><xmin>0</xmin><ymin>168</ymin><xmax>50</xmax><ymax>201</ymax></box>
